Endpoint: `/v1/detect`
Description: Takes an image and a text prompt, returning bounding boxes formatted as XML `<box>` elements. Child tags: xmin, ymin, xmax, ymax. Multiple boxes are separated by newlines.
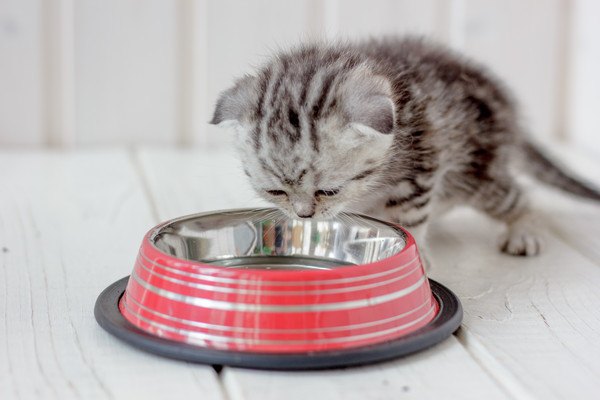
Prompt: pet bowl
<box><xmin>95</xmin><ymin>208</ymin><xmax>462</xmax><ymax>369</ymax></box>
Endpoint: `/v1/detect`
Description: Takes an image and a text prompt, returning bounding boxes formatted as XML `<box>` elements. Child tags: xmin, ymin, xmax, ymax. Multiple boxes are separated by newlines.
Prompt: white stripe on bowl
<box><xmin>123</xmin><ymin>300</ymin><xmax>436</xmax><ymax>346</ymax></box>
<box><xmin>125</xmin><ymin>293</ymin><xmax>433</xmax><ymax>333</ymax></box>
<box><xmin>130</xmin><ymin>271</ymin><xmax>428</xmax><ymax>313</ymax></box>
<box><xmin>135</xmin><ymin>257</ymin><xmax>423</xmax><ymax>296</ymax></box>
<box><xmin>139</xmin><ymin>251</ymin><xmax>421</xmax><ymax>286</ymax></box>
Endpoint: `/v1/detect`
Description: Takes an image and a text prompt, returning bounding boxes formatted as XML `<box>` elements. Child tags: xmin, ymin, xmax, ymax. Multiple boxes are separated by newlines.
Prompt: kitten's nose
<box><xmin>292</xmin><ymin>200</ymin><xmax>315</xmax><ymax>219</ymax></box>
<box><xmin>296</xmin><ymin>210</ymin><xmax>315</xmax><ymax>218</ymax></box>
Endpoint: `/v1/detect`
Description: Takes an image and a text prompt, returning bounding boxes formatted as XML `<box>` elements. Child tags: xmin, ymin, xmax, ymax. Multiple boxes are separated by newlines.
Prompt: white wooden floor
<box><xmin>1</xmin><ymin>147</ymin><xmax>599</xmax><ymax>400</ymax></box>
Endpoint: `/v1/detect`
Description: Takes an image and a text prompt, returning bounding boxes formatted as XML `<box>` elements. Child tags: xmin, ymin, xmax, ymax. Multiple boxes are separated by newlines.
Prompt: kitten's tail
<box><xmin>521</xmin><ymin>140</ymin><xmax>600</xmax><ymax>201</ymax></box>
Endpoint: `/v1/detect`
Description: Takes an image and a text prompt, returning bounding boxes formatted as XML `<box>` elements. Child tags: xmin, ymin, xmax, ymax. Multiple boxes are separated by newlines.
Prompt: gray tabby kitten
<box><xmin>211</xmin><ymin>37</ymin><xmax>600</xmax><ymax>256</ymax></box>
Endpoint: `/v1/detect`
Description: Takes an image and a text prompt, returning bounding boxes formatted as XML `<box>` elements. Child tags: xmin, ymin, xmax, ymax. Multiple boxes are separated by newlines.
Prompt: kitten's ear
<box><xmin>341</xmin><ymin>70</ymin><xmax>395</xmax><ymax>134</ymax></box>
<box><xmin>210</xmin><ymin>75</ymin><xmax>258</xmax><ymax>126</ymax></box>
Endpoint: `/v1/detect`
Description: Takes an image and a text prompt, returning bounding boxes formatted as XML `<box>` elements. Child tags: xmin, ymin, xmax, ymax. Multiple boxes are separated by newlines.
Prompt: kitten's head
<box><xmin>211</xmin><ymin>47</ymin><xmax>396</xmax><ymax>219</ymax></box>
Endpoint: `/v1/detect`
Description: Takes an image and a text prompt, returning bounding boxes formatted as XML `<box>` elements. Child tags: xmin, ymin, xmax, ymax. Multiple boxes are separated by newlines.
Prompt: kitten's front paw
<box><xmin>499</xmin><ymin>231</ymin><xmax>543</xmax><ymax>256</ymax></box>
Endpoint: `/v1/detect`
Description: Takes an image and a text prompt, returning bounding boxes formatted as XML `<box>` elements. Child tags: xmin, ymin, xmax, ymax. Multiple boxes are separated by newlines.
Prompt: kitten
<box><xmin>211</xmin><ymin>37</ymin><xmax>600</xmax><ymax>256</ymax></box>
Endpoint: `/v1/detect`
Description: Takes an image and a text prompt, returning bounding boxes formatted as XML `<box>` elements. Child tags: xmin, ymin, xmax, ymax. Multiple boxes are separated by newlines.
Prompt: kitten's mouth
<box><xmin>297</xmin><ymin>216</ymin><xmax>333</xmax><ymax>222</ymax></box>
<box><xmin>286</xmin><ymin>210</ymin><xmax>326</xmax><ymax>221</ymax></box>
<box><xmin>292</xmin><ymin>211</ymin><xmax>340</xmax><ymax>221</ymax></box>
<box><xmin>292</xmin><ymin>213</ymin><xmax>320</xmax><ymax>221</ymax></box>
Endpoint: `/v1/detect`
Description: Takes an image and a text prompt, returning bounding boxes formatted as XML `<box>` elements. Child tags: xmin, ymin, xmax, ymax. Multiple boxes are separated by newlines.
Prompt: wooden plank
<box><xmin>73</xmin><ymin>0</ymin><xmax>179</xmax><ymax>145</ymax></box>
<box><xmin>0</xmin><ymin>150</ymin><xmax>224</xmax><ymax>399</ymax></box>
<box><xmin>224</xmin><ymin>338</ymin><xmax>509</xmax><ymax>400</ymax></box>
<box><xmin>43</xmin><ymin>0</ymin><xmax>76</xmax><ymax>147</ymax></box>
<box><xmin>565</xmin><ymin>0</ymin><xmax>600</xmax><ymax>156</ymax></box>
<box><xmin>459</xmin><ymin>0</ymin><xmax>566</xmax><ymax>141</ymax></box>
<box><xmin>0</xmin><ymin>0</ymin><xmax>44</xmax><ymax>145</ymax></box>
<box><xmin>179</xmin><ymin>0</ymin><xmax>208</xmax><ymax>147</ymax></box>
<box><xmin>333</xmin><ymin>0</ymin><xmax>444</xmax><ymax>41</ymax></box>
<box><xmin>137</xmin><ymin>148</ymin><xmax>511</xmax><ymax>400</ymax></box>
<box><xmin>426</xmin><ymin>161</ymin><xmax>600</xmax><ymax>399</ymax></box>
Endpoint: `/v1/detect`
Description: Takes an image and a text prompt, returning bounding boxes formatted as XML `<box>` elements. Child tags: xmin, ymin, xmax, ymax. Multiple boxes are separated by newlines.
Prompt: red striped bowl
<box><xmin>118</xmin><ymin>208</ymin><xmax>438</xmax><ymax>353</ymax></box>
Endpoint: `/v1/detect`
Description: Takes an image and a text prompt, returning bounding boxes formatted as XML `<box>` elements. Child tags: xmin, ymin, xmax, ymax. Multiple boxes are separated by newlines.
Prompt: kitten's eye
<box><xmin>266</xmin><ymin>190</ymin><xmax>287</xmax><ymax>196</ymax></box>
<box><xmin>315</xmin><ymin>189</ymin><xmax>340</xmax><ymax>197</ymax></box>
<box><xmin>288</xmin><ymin>109</ymin><xmax>300</xmax><ymax>129</ymax></box>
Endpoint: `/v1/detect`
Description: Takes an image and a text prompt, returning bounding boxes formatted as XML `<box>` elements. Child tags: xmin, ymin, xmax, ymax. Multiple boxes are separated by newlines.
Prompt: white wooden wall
<box><xmin>0</xmin><ymin>0</ymin><xmax>598</xmax><ymax>154</ymax></box>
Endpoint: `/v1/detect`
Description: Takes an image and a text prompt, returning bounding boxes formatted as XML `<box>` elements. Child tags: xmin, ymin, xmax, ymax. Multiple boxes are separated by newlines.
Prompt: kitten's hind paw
<box><xmin>499</xmin><ymin>231</ymin><xmax>543</xmax><ymax>256</ymax></box>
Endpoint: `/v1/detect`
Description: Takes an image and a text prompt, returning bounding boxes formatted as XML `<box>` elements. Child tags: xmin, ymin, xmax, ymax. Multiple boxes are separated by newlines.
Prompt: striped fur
<box><xmin>212</xmin><ymin>37</ymin><xmax>600</xmax><ymax>257</ymax></box>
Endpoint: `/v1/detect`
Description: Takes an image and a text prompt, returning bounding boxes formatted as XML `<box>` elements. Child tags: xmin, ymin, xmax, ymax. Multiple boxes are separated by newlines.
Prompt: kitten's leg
<box><xmin>386</xmin><ymin>199</ymin><xmax>432</xmax><ymax>246</ymax></box>
<box><xmin>387</xmin><ymin>200</ymin><xmax>434</xmax><ymax>270</ymax></box>
<box><xmin>382</xmin><ymin>172</ymin><xmax>440</xmax><ymax>268</ymax></box>
<box><xmin>472</xmin><ymin>178</ymin><xmax>542</xmax><ymax>256</ymax></box>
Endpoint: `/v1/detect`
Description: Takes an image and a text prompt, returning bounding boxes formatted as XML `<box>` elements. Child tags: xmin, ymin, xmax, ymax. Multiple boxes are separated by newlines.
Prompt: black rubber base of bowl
<box><xmin>94</xmin><ymin>276</ymin><xmax>462</xmax><ymax>370</ymax></box>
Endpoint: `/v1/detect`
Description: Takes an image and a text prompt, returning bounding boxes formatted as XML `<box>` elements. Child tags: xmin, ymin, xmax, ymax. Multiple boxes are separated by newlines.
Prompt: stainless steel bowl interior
<box><xmin>152</xmin><ymin>209</ymin><xmax>407</xmax><ymax>270</ymax></box>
